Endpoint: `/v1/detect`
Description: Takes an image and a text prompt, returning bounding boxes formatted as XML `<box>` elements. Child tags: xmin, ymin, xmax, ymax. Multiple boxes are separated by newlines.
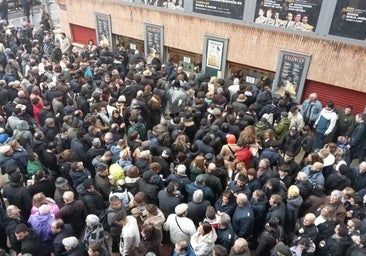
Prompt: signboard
<box><xmin>254</xmin><ymin>0</ymin><xmax>323</xmax><ymax>32</ymax></box>
<box><xmin>202</xmin><ymin>35</ymin><xmax>228</xmax><ymax>79</ymax></box>
<box><xmin>193</xmin><ymin>0</ymin><xmax>245</xmax><ymax>20</ymax></box>
<box><xmin>272</xmin><ymin>50</ymin><xmax>311</xmax><ymax>103</ymax></box>
<box><xmin>94</xmin><ymin>13</ymin><xmax>113</xmax><ymax>49</ymax></box>
<box><xmin>329</xmin><ymin>1</ymin><xmax>366</xmax><ymax>40</ymax></box>
<box><xmin>144</xmin><ymin>23</ymin><xmax>164</xmax><ymax>63</ymax></box>
<box><xmin>141</xmin><ymin>0</ymin><xmax>184</xmax><ymax>10</ymax></box>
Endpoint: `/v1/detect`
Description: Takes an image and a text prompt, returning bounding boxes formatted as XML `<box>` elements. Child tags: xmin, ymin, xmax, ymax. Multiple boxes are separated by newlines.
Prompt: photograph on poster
<box><xmin>95</xmin><ymin>13</ymin><xmax>112</xmax><ymax>49</ymax></box>
<box><xmin>254</xmin><ymin>0</ymin><xmax>323</xmax><ymax>32</ymax></box>
<box><xmin>141</xmin><ymin>0</ymin><xmax>184</xmax><ymax>10</ymax></box>
<box><xmin>206</xmin><ymin>40</ymin><xmax>223</xmax><ymax>70</ymax></box>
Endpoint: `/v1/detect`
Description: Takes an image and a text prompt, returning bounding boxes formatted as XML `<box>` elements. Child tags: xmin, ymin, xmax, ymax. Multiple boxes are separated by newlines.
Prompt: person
<box><xmin>301</xmin><ymin>93</ymin><xmax>322</xmax><ymax>127</ymax></box>
<box><xmin>232</xmin><ymin>193</ymin><xmax>254</xmax><ymax>240</ymax></box>
<box><xmin>314</xmin><ymin>100</ymin><xmax>338</xmax><ymax>150</ymax></box>
<box><xmin>136</xmin><ymin>223</ymin><xmax>162</xmax><ymax>255</ymax></box>
<box><xmin>318</xmin><ymin>223</ymin><xmax>353</xmax><ymax>256</ymax></box>
<box><xmin>14</xmin><ymin>223</ymin><xmax>41</xmax><ymax>256</ymax></box>
<box><xmin>215</xmin><ymin>190</ymin><xmax>237</xmax><ymax>218</ymax></box>
<box><xmin>82</xmin><ymin>214</ymin><xmax>107</xmax><ymax>251</ymax></box>
<box><xmin>187</xmin><ymin>189</ymin><xmax>211</xmax><ymax>227</ymax></box>
<box><xmin>255</xmin><ymin>8</ymin><xmax>267</xmax><ymax>24</ymax></box>
<box><xmin>295</xmin><ymin>213</ymin><xmax>319</xmax><ymax>242</ymax></box>
<box><xmin>302</xmin><ymin>15</ymin><xmax>314</xmax><ymax>32</ymax></box>
<box><xmin>114</xmin><ymin>211</ymin><xmax>141</xmax><ymax>256</ymax></box>
<box><xmin>190</xmin><ymin>221</ymin><xmax>217</xmax><ymax>256</ymax></box>
<box><xmin>173</xmin><ymin>240</ymin><xmax>196</xmax><ymax>256</ymax></box>
<box><xmin>77</xmin><ymin>178</ymin><xmax>106</xmax><ymax>216</ymax></box>
<box><xmin>59</xmin><ymin>191</ymin><xmax>87</xmax><ymax>237</ymax></box>
<box><xmin>62</xmin><ymin>236</ymin><xmax>88</xmax><ymax>256</ymax></box>
<box><xmin>353</xmin><ymin>162</ymin><xmax>366</xmax><ymax>192</ymax></box>
<box><xmin>59</xmin><ymin>32</ymin><xmax>72</xmax><ymax>55</ymax></box>
<box><xmin>0</xmin><ymin>0</ymin><xmax>9</xmax><ymax>25</ymax></box>
<box><xmin>290</xmin><ymin>236</ymin><xmax>316</xmax><ymax>256</ymax></box>
<box><xmin>163</xmin><ymin>203</ymin><xmax>196</xmax><ymax>245</ymax></box>
<box><xmin>3</xmin><ymin>205</ymin><xmax>24</xmax><ymax>253</ymax></box>
<box><xmin>229</xmin><ymin>237</ymin><xmax>251</xmax><ymax>256</ymax></box>
<box><xmin>285</xmin><ymin>185</ymin><xmax>303</xmax><ymax>243</ymax></box>
<box><xmin>51</xmin><ymin>219</ymin><xmax>75</xmax><ymax>256</ymax></box>
<box><xmin>255</xmin><ymin>217</ymin><xmax>284</xmax><ymax>255</ymax></box>
<box><xmin>216</xmin><ymin>212</ymin><xmax>235</xmax><ymax>253</ymax></box>
<box><xmin>349</xmin><ymin>113</ymin><xmax>366</xmax><ymax>163</ymax></box>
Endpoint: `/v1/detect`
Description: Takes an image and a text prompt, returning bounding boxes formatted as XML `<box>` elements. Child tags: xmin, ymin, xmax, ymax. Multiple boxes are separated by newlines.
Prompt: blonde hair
<box><xmin>287</xmin><ymin>185</ymin><xmax>300</xmax><ymax>199</ymax></box>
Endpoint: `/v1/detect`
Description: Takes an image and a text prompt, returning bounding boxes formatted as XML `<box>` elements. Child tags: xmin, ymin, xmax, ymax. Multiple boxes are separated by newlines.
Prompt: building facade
<box><xmin>56</xmin><ymin>0</ymin><xmax>366</xmax><ymax>112</ymax></box>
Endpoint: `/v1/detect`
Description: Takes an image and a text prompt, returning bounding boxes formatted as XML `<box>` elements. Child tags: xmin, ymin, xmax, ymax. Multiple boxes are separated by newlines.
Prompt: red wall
<box><xmin>70</xmin><ymin>24</ymin><xmax>96</xmax><ymax>46</ymax></box>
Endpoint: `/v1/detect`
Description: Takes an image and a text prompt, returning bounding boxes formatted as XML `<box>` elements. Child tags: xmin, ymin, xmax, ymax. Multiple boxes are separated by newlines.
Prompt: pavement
<box><xmin>7</xmin><ymin>0</ymin><xmax>59</xmax><ymax>30</ymax></box>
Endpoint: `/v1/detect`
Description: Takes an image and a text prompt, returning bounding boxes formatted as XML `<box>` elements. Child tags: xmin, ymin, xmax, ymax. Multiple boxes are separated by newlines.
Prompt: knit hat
<box><xmin>226</xmin><ymin>134</ymin><xmax>236</xmax><ymax>144</ymax></box>
<box><xmin>175</xmin><ymin>203</ymin><xmax>188</xmax><ymax>215</ymax></box>
<box><xmin>62</xmin><ymin>236</ymin><xmax>78</xmax><ymax>248</ymax></box>
<box><xmin>83</xmin><ymin>178</ymin><xmax>94</xmax><ymax>189</ymax></box>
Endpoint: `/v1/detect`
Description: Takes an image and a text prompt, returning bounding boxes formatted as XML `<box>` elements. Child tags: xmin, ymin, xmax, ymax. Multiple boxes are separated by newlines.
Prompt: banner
<box><xmin>144</xmin><ymin>23</ymin><xmax>164</xmax><ymax>62</ymax></box>
<box><xmin>254</xmin><ymin>0</ymin><xmax>323</xmax><ymax>32</ymax></box>
<box><xmin>141</xmin><ymin>0</ymin><xmax>184</xmax><ymax>10</ymax></box>
<box><xmin>329</xmin><ymin>1</ymin><xmax>366</xmax><ymax>40</ymax></box>
<box><xmin>193</xmin><ymin>0</ymin><xmax>245</xmax><ymax>20</ymax></box>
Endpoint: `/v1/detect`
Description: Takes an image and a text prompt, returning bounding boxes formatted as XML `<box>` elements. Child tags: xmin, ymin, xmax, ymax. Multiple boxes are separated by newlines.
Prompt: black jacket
<box><xmin>53</xmin><ymin>224</ymin><xmax>75</xmax><ymax>256</ymax></box>
<box><xmin>77</xmin><ymin>185</ymin><xmax>106</xmax><ymax>216</ymax></box>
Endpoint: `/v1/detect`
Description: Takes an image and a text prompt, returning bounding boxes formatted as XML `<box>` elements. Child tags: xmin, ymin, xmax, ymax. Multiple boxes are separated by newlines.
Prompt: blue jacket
<box><xmin>185</xmin><ymin>182</ymin><xmax>215</xmax><ymax>204</ymax></box>
<box><xmin>232</xmin><ymin>204</ymin><xmax>254</xmax><ymax>239</ymax></box>
<box><xmin>302</xmin><ymin>165</ymin><xmax>325</xmax><ymax>186</ymax></box>
<box><xmin>301</xmin><ymin>99</ymin><xmax>322</xmax><ymax>123</ymax></box>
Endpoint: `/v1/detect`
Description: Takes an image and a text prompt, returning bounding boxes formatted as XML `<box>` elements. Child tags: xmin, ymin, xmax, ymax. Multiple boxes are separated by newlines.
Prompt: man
<box><xmin>282</xmin><ymin>12</ymin><xmax>295</xmax><ymax>28</ymax></box>
<box><xmin>216</xmin><ymin>212</ymin><xmax>235</xmax><ymax>253</ymax></box>
<box><xmin>78</xmin><ymin>178</ymin><xmax>106</xmax><ymax>216</ymax></box>
<box><xmin>62</xmin><ymin>236</ymin><xmax>88</xmax><ymax>256</ymax></box>
<box><xmin>59</xmin><ymin>191</ymin><xmax>86</xmax><ymax>237</ymax></box>
<box><xmin>322</xmin><ymin>190</ymin><xmax>347</xmax><ymax>224</ymax></box>
<box><xmin>353</xmin><ymin>162</ymin><xmax>366</xmax><ymax>192</ymax></box>
<box><xmin>349</xmin><ymin>114</ymin><xmax>366</xmax><ymax>163</ymax></box>
<box><xmin>232</xmin><ymin>193</ymin><xmax>254</xmax><ymax>240</ymax></box>
<box><xmin>166</xmin><ymin>164</ymin><xmax>191</xmax><ymax>200</ymax></box>
<box><xmin>228</xmin><ymin>174</ymin><xmax>252</xmax><ymax>200</ymax></box>
<box><xmin>114</xmin><ymin>211</ymin><xmax>140</xmax><ymax>256</ymax></box>
<box><xmin>336</xmin><ymin>105</ymin><xmax>355</xmax><ymax>139</ymax></box>
<box><xmin>59</xmin><ymin>32</ymin><xmax>72</xmax><ymax>55</ymax></box>
<box><xmin>302</xmin><ymin>161</ymin><xmax>325</xmax><ymax>186</ymax></box>
<box><xmin>94</xmin><ymin>163</ymin><xmax>112</xmax><ymax>201</ymax></box>
<box><xmin>295</xmin><ymin>213</ymin><xmax>319</xmax><ymax>242</ymax></box>
<box><xmin>205</xmin><ymin>163</ymin><xmax>223</xmax><ymax>201</ymax></box>
<box><xmin>173</xmin><ymin>240</ymin><xmax>195</xmax><ymax>256</ymax></box>
<box><xmin>302</xmin><ymin>15</ymin><xmax>314</xmax><ymax>32</ymax></box>
<box><xmin>51</xmin><ymin>219</ymin><xmax>75</xmax><ymax>256</ymax></box>
<box><xmin>185</xmin><ymin>174</ymin><xmax>215</xmax><ymax>204</ymax></box>
<box><xmin>229</xmin><ymin>237</ymin><xmax>251</xmax><ymax>256</ymax></box>
<box><xmin>163</xmin><ymin>203</ymin><xmax>196</xmax><ymax>245</ymax></box>
<box><xmin>69</xmin><ymin>161</ymin><xmax>91</xmax><ymax>190</ymax></box>
<box><xmin>319</xmin><ymin>223</ymin><xmax>353</xmax><ymax>256</ymax></box>
<box><xmin>314</xmin><ymin>100</ymin><xmax>338</xmax><ymax>150</ymax></box>
<box><xmin>301</xmin><ymin>93</ymin><xmax>322</xmax><ymax>127</ymax></box>
<box><xmin>14</xmin><ymin>223</ymin><xmax>41</xmax><ymax>255</ymax></box>
<box><xmin>3</xmin><ymin>205</ymin><xmax>24</xmax><ymax>253</ymax></box>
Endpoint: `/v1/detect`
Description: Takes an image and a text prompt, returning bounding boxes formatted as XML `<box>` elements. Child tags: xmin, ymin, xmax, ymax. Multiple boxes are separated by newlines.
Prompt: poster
<box><xmin>202</xmin><ymin>35</ymin><xmax>228</xmax><ymax>78</ymax></box>
<box><xmin>272</xmin><ymin>50</ymin><xmax>311</xmax><ymax>103</ymax></box>
<box><xmin>206</xmin><ymin>40</ymin><xmax>223</xmax><ymax>70</ymax></box>
<box><xmin>329</xmin><ymin>1</ymin><xmax>366</xmax><ymax>40</ymax></box>
<box><xmin>95</xmin><ymin>13</ymin><xmax>113</xmax><ymax>49</ymax></box>
<box><xmin>254</xmin><ymin>0</ymin><xmax>323</xmax><ymax>32</ymax></box>
<box><xmin>140</xmin><ymin>0</ymin><xmax>184</xmax><ymax>10</ymax></box>
<box><xmin>144</xmin><ymin>23</ymin><xmax>164</xmax><ymax>62</ymax></box>
<box><xmin>193</xmin><ymin>0</ymin><xmax>245</xmax><ymax>20</ymax></box>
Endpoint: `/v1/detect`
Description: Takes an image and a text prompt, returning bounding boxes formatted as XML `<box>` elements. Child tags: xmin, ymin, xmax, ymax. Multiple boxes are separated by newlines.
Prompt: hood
<box><xmin>287</xmin><ymin>196</ymin><xmax>303</xmax><ymax>208</ymax></box>
<box><xmin>199</xmin><ymin>228</ymin><xmax>218</xmax><ymax>244</ymax></box>
<box><xmin>17</xmin><ymin>120</ymin><xmax>30</xmax><ymax>130</ymax></box>
<box><xmin>125</xmin><ymin>176</ymin><xmax>140</xmax><ymax>183</ymax></box>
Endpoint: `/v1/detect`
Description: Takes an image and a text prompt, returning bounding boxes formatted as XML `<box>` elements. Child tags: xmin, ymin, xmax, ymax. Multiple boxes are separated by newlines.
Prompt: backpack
<box><xmin>98</xmin><ymin>208</ymin><xmax>112</xmax><ymax>232</ymax></box>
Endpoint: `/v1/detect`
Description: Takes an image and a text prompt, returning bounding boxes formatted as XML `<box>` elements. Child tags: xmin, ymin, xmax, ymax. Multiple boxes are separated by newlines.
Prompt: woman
<box><xmin>215</xmin><ymin>190</ymin><xmax>236</xmax><ymax>218</ymax></box>
<box><xmin>190</xmin><ymin>222</ymin><xmax>217</xmax><ymax>256</ymax></box>
<box><xmin>31</xmin><ymin>192</ymin><xmax>60</xmax><ymax>218</ymax></box>
<box><xmin>190</xmin><ymin>155</ymin><xmax>206</xmax><ymax>181</ymax></box>
<box><xmin>136</xmin><ymin>224</ymin><xmax>162</xmax><ymax>255</ymax></box>
<box><xmin>27</xmin><ymin>152</ymin><xmax>47</xmax><ymax>176</ymax></box>
<box><xmin>172</xmin><ymin>133</ymin><xmax>190</xmax><ymax>156</ymax></box>
<box><xmin>285</xmin><ymin>185</ymin><xmax>303</xmax><ymax>243</ymax></box>
<box><xmin>142</xmin><ymin>204</ymin><xmax>166</xmax><ymax>229</ymax></box>
<box><xmin>82</xmin><ymin>214</ymin><xmax>107</xmax><ymax>251</ymax></box>
<box><xmin>261</xmin><ymin>128</ymin><xmax>276</xmax><ymax>149</ymax></box>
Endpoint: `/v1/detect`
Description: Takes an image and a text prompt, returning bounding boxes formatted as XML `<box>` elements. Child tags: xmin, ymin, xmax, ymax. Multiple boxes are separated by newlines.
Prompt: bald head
<box><xmin>303</xmin><ymin>213</ymin><xmax>316</xmax><ymax>225</ymax></box>
<box><xmin>233</xmin><ymin>238</ymin><xmax>248</xmax><ymax>253</ymax></box>
<box><xmin>309</xmin><ymin>93</ymin><xmax>317</xmax><ymax>101</ymax></box>
<box><xmin>236</xmin><ymin>193</ymin><xmax>248</xmax><ymax>206</ymax></box>
<box><xmin>63</xmin><ymin>191</ymin><xmax>74</xmax><ymax>204</ymax></box>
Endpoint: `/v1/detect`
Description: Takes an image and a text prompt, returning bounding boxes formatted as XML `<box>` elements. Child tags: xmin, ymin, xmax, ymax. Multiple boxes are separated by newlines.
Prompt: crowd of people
<box><xmin>0</xmin><ymin>8</ymin><xmax>366</xmax><ymax>256</ymax></box>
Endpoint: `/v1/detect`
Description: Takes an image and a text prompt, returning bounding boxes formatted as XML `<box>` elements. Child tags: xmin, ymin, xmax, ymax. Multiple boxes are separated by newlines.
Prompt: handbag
<box><xmin>227</xmin><ymin>145</ymin><xmax>236</xmax><ymax>161</ymax></box>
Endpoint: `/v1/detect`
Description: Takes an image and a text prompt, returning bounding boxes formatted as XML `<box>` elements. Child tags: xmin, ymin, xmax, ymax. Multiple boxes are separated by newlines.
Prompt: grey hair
<box><xmin>193</xmin><ymin>189</ymin><xmax>203</xmax><ymax>203</ymax></box>
<box><xmin>218</xmin><ymin>212</ymin><xmax>231</xmax><ymax>227</ymax></box>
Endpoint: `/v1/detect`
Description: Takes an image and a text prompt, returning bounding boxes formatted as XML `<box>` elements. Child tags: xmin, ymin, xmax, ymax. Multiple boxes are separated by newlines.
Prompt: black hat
<box><xmin>83</xmin><ymin>178</ymin><xmax>94</xmax><ymax>189</ymax></box>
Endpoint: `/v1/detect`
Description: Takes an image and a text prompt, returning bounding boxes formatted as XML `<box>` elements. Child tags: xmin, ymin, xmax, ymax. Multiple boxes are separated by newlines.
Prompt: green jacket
<box><xmin>274</xmin><ymin>117</ymin><xmax>291</xmax><ymax>141</ymax></box>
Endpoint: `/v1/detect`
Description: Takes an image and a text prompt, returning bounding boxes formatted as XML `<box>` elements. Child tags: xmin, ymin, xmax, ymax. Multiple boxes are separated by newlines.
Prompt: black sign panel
<box><xmin>254</xmin><ymin>0</ymin><xmax>323</xmax><ymax>32</ymax></box>
<box><xmin>141</xmin><ymin>0</ymin><xmax>184</xmax><ymax>10</ymax></box>
<box><xmin>144</xmin><ymin>23</ymin><xmax>164</xmax><ymax>62</ymax></box>
<box><xmin>329</xmin><ymin>1</ymin><xmax>366</xmax><ymax>40</ymax></box>
<box><xmin>193</xmin><ymin>0</ymin><xmax>245</xmax><ymax>20</ymax></box>
<box><xmin>95</xmin><ymin>13</ymin><xmax>113</xmax><ymax>49</ymax></box>
<box><xmin>272</xmin><ymin>50</ymin><xmax>311</xmax><ymax>103</ymax></box>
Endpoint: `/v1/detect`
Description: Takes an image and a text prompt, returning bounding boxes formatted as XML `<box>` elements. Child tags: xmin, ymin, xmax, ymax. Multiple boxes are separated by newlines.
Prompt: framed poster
<box><xmin>141</xmin><ymin>0</ymin><xmax>184</xmax><ymax>11</ymax></box>
<box><xmin>272</xmin><ymin>50</ymin><xmax>311</xmax><ymax>103</ymax></box>
<box><xmin>94</xmin><ymin>13</ymin><xmax>113</xmax><ymax>49</ymax></box>
<box><xmin>193</xmin><ymin>0</ymin><xmax>245</xmax><ymax>20</ymax></box>
<box><xmin>329</xmin><ymin>1</ymin><xmax>366</xmax><ymax>40</ymax></box>
<box><xmin>202</xmin><ymin>35</ymin><xmax>228</xmax><ymax>78</ymax></box>
<box><xmin>144</xmin><ymin>23</ymin><xmax>164</xmax><ymax>62</ymax></box>
<box><xmin>254</xmin><ymin>0</ymin><xmax>323</xmax><ymax>32</ymax></box>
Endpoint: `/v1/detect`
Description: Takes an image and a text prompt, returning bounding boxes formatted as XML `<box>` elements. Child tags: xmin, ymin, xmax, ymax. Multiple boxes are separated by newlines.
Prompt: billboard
<box><xmin>254</xmin><ymin>0</ymin><xmax>323</xmax><ymax>32</ymax></box>
<box><xmin>141</xmin><ymin>0</ymin><xmax>184</xmax><ymax>10</ymax></box>
<box><xmin>193</xmin><ymin>0</ymin><xmax>245</xmax><ymax>20</ymax></box>
<box><xmin>329</xmin><ymin>0</ymin><xmax>366</xmax><ymax>40</ymax></box>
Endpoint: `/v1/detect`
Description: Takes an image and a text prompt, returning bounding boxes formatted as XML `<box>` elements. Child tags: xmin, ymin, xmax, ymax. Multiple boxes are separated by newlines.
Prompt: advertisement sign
<box><xmin>144</xmin><ymin>23</ymin><xmax>164</xmax><ymax>62</ymax></box>
<box><xmin>193</xmin><ymin>0</ymin><xmax>245</xmax><ymax>20</ymax></box>
<box><xmin>95</xmin><ymin>13</ymin><xmax>113</xmax><ymax>49</ymax></box>
<box><xmin>254</xmin><ymin>0</ymin><xmax>323</xmax><ymax>32</ymax></box>
<box><xmin>141</xmin><ymin>0</ymin><xmax>184</xmax><ymax>10</ymax></box>
<box><xmin>272</xmin><ymin>50</ymin><xmax>311</xmax><ymax>103</ymax></box>
<box><xmin>329</xmin><ymin>1</ymin><xmax>366</xmax><ymax>40</ymax></box>
<box><xmin>202</xmin><ymin>35</ymin><xmax>228</xmax><ymax>78</ymax></box>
